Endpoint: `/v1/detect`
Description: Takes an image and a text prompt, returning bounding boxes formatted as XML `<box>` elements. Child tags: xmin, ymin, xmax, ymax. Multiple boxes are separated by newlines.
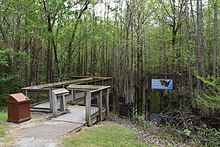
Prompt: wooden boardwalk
<box><xmin>22</xmin><ymin>77</ymin><xmax>112</xmax><ymax>127</ymax></box>
<box><xmin>52</xmin><ymin>105</ymin><xmax>98</xmax><ymax>124</ymax></box>
<box><xmin>32</xmin><ymin>103</ymin><xmax>99</xmax><ymax>124</ymax></box>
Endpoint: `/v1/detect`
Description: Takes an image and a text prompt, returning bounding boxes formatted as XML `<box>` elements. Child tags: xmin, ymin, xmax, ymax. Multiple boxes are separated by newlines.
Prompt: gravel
<box><xmin>12</xmin><ymin>138</ymin><xmax>60</xmax><ymax>147</ymax></box>
<box><xmin>0</xmin><ymin>138</ymin><xmax>4</xmax><ymax>146</ymax></box>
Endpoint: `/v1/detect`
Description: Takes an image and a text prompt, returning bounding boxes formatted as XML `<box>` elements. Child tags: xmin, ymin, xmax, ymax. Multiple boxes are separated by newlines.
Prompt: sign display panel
<box><xmin>151</xmin><ymin>79</ymin><xmax>173</xmax><ymax>90</ymax></box>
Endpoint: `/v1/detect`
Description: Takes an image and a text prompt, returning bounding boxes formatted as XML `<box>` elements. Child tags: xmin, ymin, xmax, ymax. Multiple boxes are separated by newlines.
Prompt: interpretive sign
<box><xmin>146</xmin><ymin>73</ymin><xmax>176</xmax><ymax>114</ymax></box>
<box><xmin>151</xmin><ymin>79</ymin><xmax>173</xmax><ymax>90</ymax></box>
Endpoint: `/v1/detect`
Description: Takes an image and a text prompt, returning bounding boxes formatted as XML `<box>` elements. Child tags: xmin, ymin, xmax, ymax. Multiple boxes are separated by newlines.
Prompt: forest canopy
<box><xmin>0</xmin><ymin>0</ymin><xmax>219</xmax><ymax>114</ymax></box>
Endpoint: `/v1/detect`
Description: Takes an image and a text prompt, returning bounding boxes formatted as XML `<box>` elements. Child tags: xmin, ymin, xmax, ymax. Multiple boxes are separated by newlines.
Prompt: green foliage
<box><xmin>0</xmin><ymin>48</ymin><xmax>15</xmax><ymax>67</ymax></box>
<box><xmin>63</xmin><ymin>124</ymin><xmax>149</xmax><ymax>147</ymax></box>
<box><xmin>133</xmin><ymin>115</ymin><xmax>180</xmax><ymax>142</ymax></box>
<box><xmin>194</xmin><ymin>71</ymin><xmax>220</xmax><ymax>109</ymax></box>
<box><xmin>203</xmin><ymin>128</ymin><xmax>220</xmax><ymax>147</ymax></box>
<box><xmin>193</xmin><ymin>125</ymin><xmax>220</xmax><ymax>147</ymax></box>
<box><xmin>133</xmin><ymin>115</ymin><xmax>154</xmax><ymax>130</ymax></box>
<box><xmin>0</xmin><ymin>48</ymin><xmax>26</xmax><ymax>101</ymax></box>
<box><xmin>0</xmin><ymin>74</ymin><xmax>24</xmax><ymax>99</ymax></box>
<box><xmin>183</xmin><ymin>128</ymin><xmax>191</xmax><ymax>137</ymax></box>
<box><xmin>0</xmin><ymin>105</ymin><xmax>6</xmax><ymax>111</ymax></box>
<box><xmin>133</xmin><ymin>114</ymin><xmax>220</xmax><ymax>146</ymax></box>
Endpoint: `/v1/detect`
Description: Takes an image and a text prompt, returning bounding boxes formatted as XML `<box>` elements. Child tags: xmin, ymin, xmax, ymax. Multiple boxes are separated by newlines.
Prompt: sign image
<box><xmin>151</xmin><ymin>79</ymin><xmax>173</xmax><ymax>90</ymax></box>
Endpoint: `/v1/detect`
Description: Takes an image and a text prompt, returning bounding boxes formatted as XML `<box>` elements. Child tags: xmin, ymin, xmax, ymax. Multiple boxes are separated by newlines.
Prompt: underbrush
<box><xmin>133</xmin><ymin>115</ymin><xmax>220</xmax><ymax>146</ymax></box>
<box><xmin>0</xmin><ymin>105</ymin><xmax>6</xmax><ymax>112</ymax></box>
<box><xmin>0</xmin><ymin>74</ymin><xmax>24</xmax><ymax>103</ymax></box>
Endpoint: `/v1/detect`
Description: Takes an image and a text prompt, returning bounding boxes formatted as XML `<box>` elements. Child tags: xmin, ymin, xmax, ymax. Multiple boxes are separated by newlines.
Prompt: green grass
<box><xmin>0</xmin><ymin>112</ymin><xmax>7</xmax><ymax>121</ymax></box>
<box><xmin>0</xmin><ymin>124</ymin><xmax>7</xmax><ymax>137</ymax></box>
<box><xmin>0</xmin><ymin>112</ymin><xmax>7</xmax><ymax>138</ymax></box>
<box><xmin>64</xmin><ymin>124</ymin><xmax>152</xmax><ymax>147</ymax></box>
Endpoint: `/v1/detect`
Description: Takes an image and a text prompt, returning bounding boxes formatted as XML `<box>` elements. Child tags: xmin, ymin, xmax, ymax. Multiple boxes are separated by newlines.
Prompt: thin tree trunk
<box><xmin>213</xmin><ymin>0</ymin><xmax>219</xmax><ymax>76</ymax></box>
<box><xmin>196</xmin><ymin>0</ymin><xmax>205</xmax><ymax>89</ymax></box>
<box><xmin>43</xmin><ymin>0</ymin><xmax>53</xmax><ymax>82</ymax></box>
<box><xmin>185</xmin><ymin>3</ymin><xmax>194</xmax><ymax>107</ymax></box>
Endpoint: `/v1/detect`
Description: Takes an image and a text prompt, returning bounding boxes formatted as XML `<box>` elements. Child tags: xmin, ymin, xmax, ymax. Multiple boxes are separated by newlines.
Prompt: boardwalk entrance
<box><xmin>21</xmin><ymin>77</ymin><xmax>112</xmax><ymax>127</ymax></box>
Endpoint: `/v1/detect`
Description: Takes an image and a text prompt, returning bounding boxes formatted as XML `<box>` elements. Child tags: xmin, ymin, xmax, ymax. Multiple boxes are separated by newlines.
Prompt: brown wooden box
<box><xmin>7</xmin><ymin>93</ymin><xmax>31</xmax><ymax>123</ymax></box>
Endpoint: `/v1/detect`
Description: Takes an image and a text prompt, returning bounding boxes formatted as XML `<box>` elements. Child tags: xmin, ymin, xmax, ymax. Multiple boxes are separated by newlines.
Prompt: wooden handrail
<box><xmin>90</xmin><ymin>86</ymin><xmax>111</xmax><ymax>93</ymax></box>
<box><xmin>22</xmin><ymin>77</ymin><xmax>93</xmax><ymax>90</ymax></box>
<box><xmin>85</xmin><ymin>86</ymin><xmax>111</xmax><ymax>126</ymax></box>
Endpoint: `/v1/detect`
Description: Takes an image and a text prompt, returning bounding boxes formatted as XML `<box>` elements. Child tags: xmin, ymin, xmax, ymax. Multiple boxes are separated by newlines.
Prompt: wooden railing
<box><xmin>21</xmin><ymin>77</ymin><xmax>112</xmax><ymax>111</ymax></box>
<box><xmin>67</xmin><ymin>84</ymin><xmax>110</xmax><ymax>126</ymax></box>
<box><xmin>86</xmin><ymin>86</ymin><xmax>110</xmax><ymax>126</ymax></box>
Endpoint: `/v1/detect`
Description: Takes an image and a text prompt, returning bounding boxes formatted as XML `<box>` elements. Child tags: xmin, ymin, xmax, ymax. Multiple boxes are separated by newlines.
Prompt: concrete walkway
<box><xmin>16</xmin><ymin>120</ymin><xmax>83</xmax><ymax>140</ymax></box>
<box><xmin>11</xmin><ymin>105</ymin><xmax>98</xmax><ymax>147</ymax></box>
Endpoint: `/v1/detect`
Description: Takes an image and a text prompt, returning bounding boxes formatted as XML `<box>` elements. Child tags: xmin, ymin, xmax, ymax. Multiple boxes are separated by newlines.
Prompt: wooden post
<box><xmin>84</xmin><ymin>91</ymin><xmax>87</xmax><ymax>103</ymax></box>
<box><xmin>106</xmin><ymin>88</ymin><xmax>110</xmax><ymax>116</ymax></box>
<box><xmin>49</xmin><ymin>88</ymin><xmax>53</xmax><ymax>112</ymax></box>
<box><xmin>25</xmin><ymin>90</ymin><xmax>28</xmax><ymax>97</ymax></box>
<box><xmin>60</xmin><ymin>95</ymin><xmax>66</xmax><ymax>111</ymax></box>
<box><xmin>99</xmin><ymin>90</ymin><xmax>103</xmax><ymax>121</ymax></box>
<box><xmin>52</xmin><ymin>92</ymin><xmax>57</xmax><ymax>117</ymax></box>
<box><xmin>85</xmin><ymin>91</ymin><xmax>92</xmax><ymax>126</ymax></box>
<box><xmin>71</xmin><ymin>90</ymin><xmax>75</xmax><ymax>102</ymax></box>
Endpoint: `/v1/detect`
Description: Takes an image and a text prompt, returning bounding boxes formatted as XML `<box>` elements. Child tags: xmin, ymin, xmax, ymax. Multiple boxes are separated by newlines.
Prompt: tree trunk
<box><xmin>196</xmin><ymin>0</ymin><xmax>205</xmax><ymax>89</ymax></box>
<box><xmin>213</xmin><ymin>0</ymin><xmax>219</xmax><ymax>76</ymax></box>
<box><xmin>185</xmin><ymin>3</ymin><xmax>194</xmax><ymax>107</ymax></box>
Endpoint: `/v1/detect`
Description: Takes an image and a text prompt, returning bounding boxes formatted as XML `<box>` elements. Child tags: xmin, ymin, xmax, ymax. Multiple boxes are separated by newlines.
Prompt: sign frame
<box><xmin>145</xmin><ymin>73</ymin><xmax>176</xmax><ymax>117</ymax></box>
